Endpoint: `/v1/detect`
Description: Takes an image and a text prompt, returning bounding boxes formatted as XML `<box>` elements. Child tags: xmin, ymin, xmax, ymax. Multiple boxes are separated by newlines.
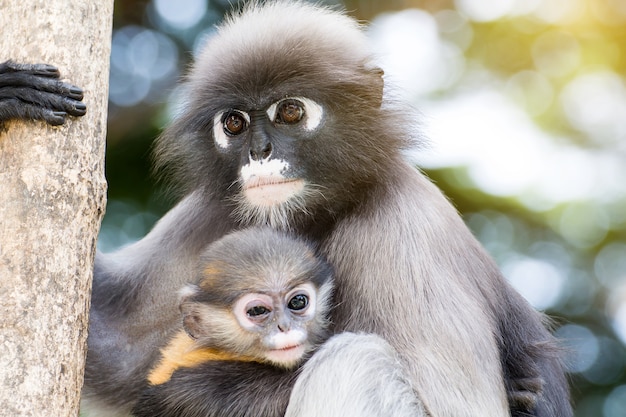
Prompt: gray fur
<box><xmin>82</xmin><ymin>2</ymin><xmax>571</xmax><ymax>416</ymax></box>
<box><xmin>286</xmin><ymin>333</ymin><xmax>426</xmax><ymax>417</ymax></box>
<box><xmin>323</xmin><ymin>163</ymin><xmax>510</xmax><ymax>415</ymax></box>
<box><xmin>133</xmin><ymin>359</ymin><xmax>299</xmax><ymax>417</ymax></box>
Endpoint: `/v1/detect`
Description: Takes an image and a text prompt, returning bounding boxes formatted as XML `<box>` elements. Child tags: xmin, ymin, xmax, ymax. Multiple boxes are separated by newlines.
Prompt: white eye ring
<box><xmin>213</xmin><ymin>110</ymin><xmax>250</xmax><ymax>149</ymax></box>
<box><xmin>234</xmin><ymin>293</ymin><xmax>274</xmax><ymax>330</ymax></box>
<box><xmin>285</xmin><ymin>283</ymin><xmax>317</xmax><ymax>319</ymax></box>
<box><xmin>266</xmin><ymin>97</ymin><xmax>323</xmax><ymax>131</ymax></box>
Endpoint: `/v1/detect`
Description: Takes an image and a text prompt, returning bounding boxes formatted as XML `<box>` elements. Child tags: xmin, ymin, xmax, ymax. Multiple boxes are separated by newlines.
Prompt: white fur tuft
<box><xmin>229</xmin><ymin>182</ymin><xmax>326</xmax><ymax>231</ymax></box>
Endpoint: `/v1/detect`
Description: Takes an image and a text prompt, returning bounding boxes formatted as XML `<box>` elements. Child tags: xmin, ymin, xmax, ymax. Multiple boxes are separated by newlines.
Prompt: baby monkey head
<box><xmin>180</xmin><ymin>227</ymin><xmax>334</xmax><ymax>369</ymax></box>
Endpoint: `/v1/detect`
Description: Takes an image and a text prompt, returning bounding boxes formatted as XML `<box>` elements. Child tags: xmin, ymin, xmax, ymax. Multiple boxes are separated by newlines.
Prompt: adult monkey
<box><xmin>0</xmin><ymin>1</ymin><xmax>571</xmax><ymax>416</ymax></box>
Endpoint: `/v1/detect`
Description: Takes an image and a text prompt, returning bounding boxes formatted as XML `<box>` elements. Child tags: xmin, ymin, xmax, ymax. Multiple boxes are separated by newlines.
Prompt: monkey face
<box><xmin>231</xmin><ymin>282</ymin><xmax>319</xmax><ymax>368</ymax></box>
<box><xmin>180</xmin><ymin>228</ymin><xmax>333</xmax><ymax>369</ymax></box>
<box><xmin>206</xmin><ymin>94</ymin><xmax>333</xmax><ymax>229</ymax></box>
<box><xmin>212</xmin><ymin>97</ymin><xmax>323</xmax><ymax>206</ymax></box>
<box><xmin>199</xmin><ymin>83</ymin><xmax>397</xmax><ymax>231</ymax></box>
<box><xmin>180</xmin><ymin>281</ymin><xmax>325</xmax><ymax>370</ymax></box>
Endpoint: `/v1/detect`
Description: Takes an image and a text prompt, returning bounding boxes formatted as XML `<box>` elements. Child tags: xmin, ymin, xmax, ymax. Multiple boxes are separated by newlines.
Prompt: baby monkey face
<box><xmin>180</xmin><ymin>227</ymin><xmax>334</xmax><ymax>370</ymax></box>
<box><xmin>180</xmin><ymin>280</ymin><xmax>328</xmax><ymax>370</ymax></box>
<box><xmin>233</xmin><ymin>282</ymin><xmax>319</xmax><ymax>367</ymax></box>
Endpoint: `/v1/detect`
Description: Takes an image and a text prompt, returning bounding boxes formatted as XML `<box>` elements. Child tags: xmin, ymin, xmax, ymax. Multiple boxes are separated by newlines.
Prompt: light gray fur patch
<box><xmin>285</xmin><ymin>333</ymin><xmax>426</xmax><ymax>417</ymax></box>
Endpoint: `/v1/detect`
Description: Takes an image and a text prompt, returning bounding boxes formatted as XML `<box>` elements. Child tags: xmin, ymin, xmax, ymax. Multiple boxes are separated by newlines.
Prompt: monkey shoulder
<box><xmin>0</xmin><ymin>60</ymin><xmax>86</xmax><ymax>126</ymax></box>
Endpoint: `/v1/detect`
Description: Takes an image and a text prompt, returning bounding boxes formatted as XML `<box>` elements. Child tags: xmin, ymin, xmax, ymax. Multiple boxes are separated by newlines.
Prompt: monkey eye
<box><xmin>247</xmin><ymin>304</ymin><xmax>271</xmax><ymax>317</ymax></box>
<box><xmin>287</xmin><ymin>294</ymin><xmax>309</xmax><ymax>311</ymax></box>
<box><xmin>266</xmin><ymin>97</ymin><xmax>323</xmax><ymax>131</ymax></box>
<box><xmin>275</xmin><ymin>99</ymin><xmax>304</xmax><ymax>125</ymax></box>
<box><xmin>222</xmin><ymin>110</ymin><xmax>248</xmax><ymax>136</ymax></box>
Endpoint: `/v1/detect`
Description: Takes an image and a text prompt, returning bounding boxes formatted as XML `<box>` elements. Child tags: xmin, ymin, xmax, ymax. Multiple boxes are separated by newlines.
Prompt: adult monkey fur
<box><xmin>132</xmin><ymin>227</ymin><xmax>344</xmax><ymax>417</ymax></box>
<box><xmin>0</xmin><ymin>1</ymin><xmax>572</xmax><ymax>416</ymax></box>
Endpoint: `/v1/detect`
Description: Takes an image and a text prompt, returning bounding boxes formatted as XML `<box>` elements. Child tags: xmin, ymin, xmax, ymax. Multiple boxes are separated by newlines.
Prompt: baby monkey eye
<box><xmin>247</xmin><ymin>305</ymin><xmax>271</xmax><ymax>317</ymax></box>
<box><xmin>275</xmin><ymin>99</ymin><xmax>304</xmax><ymax>125</ymax></box>
<box><xmin>223</xmin><ymin>111</ymin><xmax>247</xmax><ymax>136</ymax></box>
<box><xmin>287</xmin><ymin>294</ymin><xmax>309</xmax><ymax>311</ymax></box>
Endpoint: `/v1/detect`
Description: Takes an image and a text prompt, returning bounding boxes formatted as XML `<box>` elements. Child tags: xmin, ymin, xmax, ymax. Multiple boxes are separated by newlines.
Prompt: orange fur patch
<box><xmin>148</xmin><ymin>331</ymin><xmax>259</xmax><ymax>385</ymax></box>
<box><xmin>198</xmin><ymin>261</ymin><xmax>226</xmax><ymax>289</ymax></box>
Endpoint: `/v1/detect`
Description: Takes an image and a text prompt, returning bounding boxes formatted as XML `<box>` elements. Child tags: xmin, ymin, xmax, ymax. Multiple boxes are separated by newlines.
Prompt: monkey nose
<box><xmin>277</xmin><ymin>321</ymin><xmax>290</xmax><ymax>332</ymax></box>
<box><xmin>249</xmin><ymin>141</ymin><xmax>272</xmax><ymax>161</ymax></box>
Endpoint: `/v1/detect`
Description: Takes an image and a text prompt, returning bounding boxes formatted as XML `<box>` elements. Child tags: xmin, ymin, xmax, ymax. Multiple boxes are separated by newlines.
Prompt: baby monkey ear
<box><xmin>181</xmin><ymin>308</ymin><xmax>203</xmax><ymax>340</ymax></box>
<box><xmin>178</xmin><ymin>284</ymin><xmax>202</xmax><ymax>339</ymax></box>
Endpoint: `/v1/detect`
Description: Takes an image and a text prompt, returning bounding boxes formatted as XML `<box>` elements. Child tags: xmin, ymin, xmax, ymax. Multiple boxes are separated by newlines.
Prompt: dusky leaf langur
<box><xmin>0</xmin><ymin>1</ymin><xmax>572</xmax><ymax>416</ymax></box>
<box><xmin>132</xmin><ymin>227</ymin><xmax>336</xmax><ymax>417</ymax></box>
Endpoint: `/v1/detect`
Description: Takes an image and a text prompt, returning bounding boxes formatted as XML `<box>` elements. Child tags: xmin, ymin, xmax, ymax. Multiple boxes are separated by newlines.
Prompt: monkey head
<box><xmin>179</xmin><ymin>228</ymin><xmax>334</xmax><ymax>369</ymax></box>
<box><xmin>154</xmin><ymin>1</ymin><xmax>416</xmax><ymax>231</ymax></box>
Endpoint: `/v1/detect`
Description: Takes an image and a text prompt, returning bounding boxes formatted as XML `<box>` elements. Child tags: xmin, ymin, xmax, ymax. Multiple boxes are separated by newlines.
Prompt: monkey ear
<box><xmin>182</xmin><ymin>308</ymin><xmax>203</xmax><ymax>340</ymax></box>
<box><xmin>179</xmin><ymin>284</ymin><xmax>203</xmax><ymax>339</ymax></box>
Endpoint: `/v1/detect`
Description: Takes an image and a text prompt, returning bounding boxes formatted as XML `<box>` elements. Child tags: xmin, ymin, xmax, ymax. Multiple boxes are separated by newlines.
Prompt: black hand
<box><xmin>0</xmin><ymin>60</ymin><xmax>86</xmax><ymax>126</ymax></box>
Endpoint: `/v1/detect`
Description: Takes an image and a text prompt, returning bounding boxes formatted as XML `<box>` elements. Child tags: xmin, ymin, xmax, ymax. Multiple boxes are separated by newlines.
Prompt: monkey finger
<box><xmin>54</xmin><ymin>92</ymin><xmax>86</xmax><ymax>117</ymax></box>
<box><xmin>0</xmin><ymin>71</ymin><xmax>84</xmax><ymax>101</ymax></box>
<box><xmin>0</xmin><ymin>99</ymin><xmax>67</xmax><ymax>125</ymax></box>
<box><xmin>64</xmin><ymin>98</ymin><xmax>87</xmax><ymax>117</ymax></box>
<box><xmin>25</xmin><ymin>75</ymin><xmax>84</xmax><ymax>101</ymax></box>
<box><xmin>0</xmin><ymin>60</ymin><xmax>60</xmax><ymax>78</ymax></box>
<box><xmin>2</xmin><ymin>86</ymin><xmax>85</xmax><ymax>119</ymax></box>
<box><xmin>42</xmin><ymin>110</ymin><xmax>68</xmax><ymax>126</ymax></box>
<box><xmin>60</xmin><ymin>83</ymin><xmax>84</xmax><ymax>101</ymax></box>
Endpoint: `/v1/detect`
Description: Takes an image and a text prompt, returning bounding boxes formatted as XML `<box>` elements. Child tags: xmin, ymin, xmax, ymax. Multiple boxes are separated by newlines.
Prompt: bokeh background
<box><xmin>100</xmin><ymin>0</ymin><xmax>626</xmax><ymax>415</ymax></box>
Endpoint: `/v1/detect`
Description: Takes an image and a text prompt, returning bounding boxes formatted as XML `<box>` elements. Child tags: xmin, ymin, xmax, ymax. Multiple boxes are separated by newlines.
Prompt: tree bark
<box><xmin>0</xmin><ymin>1</ymin><xmax>111</xmax><ymax>416</ymax></box>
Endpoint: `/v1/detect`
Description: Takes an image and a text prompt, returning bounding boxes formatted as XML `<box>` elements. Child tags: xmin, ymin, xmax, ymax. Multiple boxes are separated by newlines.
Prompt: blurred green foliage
<box><xmin>103</xmin><ymin>1</ymin><xmax>626</xmax><ymax>415</ymax></box>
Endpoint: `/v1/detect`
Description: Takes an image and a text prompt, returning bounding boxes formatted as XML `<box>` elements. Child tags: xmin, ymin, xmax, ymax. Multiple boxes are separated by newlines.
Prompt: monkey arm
<box><xmin>496</xmin><ymin>286</ymin><xmax>569</xmax><ymax>417</ymax></box>
<box><xmin>0</xmin><ymin>60</ymin><xmax>86</xmax><ymax>126</ymax></box>
<box><xmin>133</xmin><ymin>360</ymin><xmax>297</xmax><ymax>417</ymax></box>
<box><xmin>286</xmin><ymin>333</ymin><xmax>427</xmax><ymax>417</ymax></box>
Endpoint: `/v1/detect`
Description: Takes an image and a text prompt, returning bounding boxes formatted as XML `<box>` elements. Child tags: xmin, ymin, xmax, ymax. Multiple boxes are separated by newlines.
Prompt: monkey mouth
<box><xmin>266</xmin><ymin>343</ymin><xmax>306</xmax><ymax>365</ymax></box>
<box><xmin>244</xmin><ymin>176</ymin><xmax>294</xmax><ymax>188</ymax></box>
<box><xmin>243</xmin><ymin>177</ymin><xmax>305</xmax><ymax>206</ymax></box>
<box><xmin>276</xmin><ymin>343</ymin><xmax>302</xmax><ymax>351</ymax></box>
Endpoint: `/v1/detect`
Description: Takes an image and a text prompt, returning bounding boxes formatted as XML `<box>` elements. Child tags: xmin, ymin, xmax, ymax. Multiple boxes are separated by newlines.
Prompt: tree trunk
<box><xmin>0</xmin><ymin>1</ymin><xmax>111</xmax><ymax>416</ymax></box>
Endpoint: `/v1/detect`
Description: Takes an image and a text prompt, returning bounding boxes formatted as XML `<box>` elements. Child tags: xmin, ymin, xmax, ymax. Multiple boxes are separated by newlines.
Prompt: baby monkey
<box><xmin>133</xmin><ymin>227</ymin><xmax>334</xmax><ymax>417</ymax></box>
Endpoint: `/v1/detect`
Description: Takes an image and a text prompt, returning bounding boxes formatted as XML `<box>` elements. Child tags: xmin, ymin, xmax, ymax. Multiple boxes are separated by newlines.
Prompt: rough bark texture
<box><xmin>0</xmin><ymin>1</ymin><xmax>111</xmax><ymax>416</ymax></box>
